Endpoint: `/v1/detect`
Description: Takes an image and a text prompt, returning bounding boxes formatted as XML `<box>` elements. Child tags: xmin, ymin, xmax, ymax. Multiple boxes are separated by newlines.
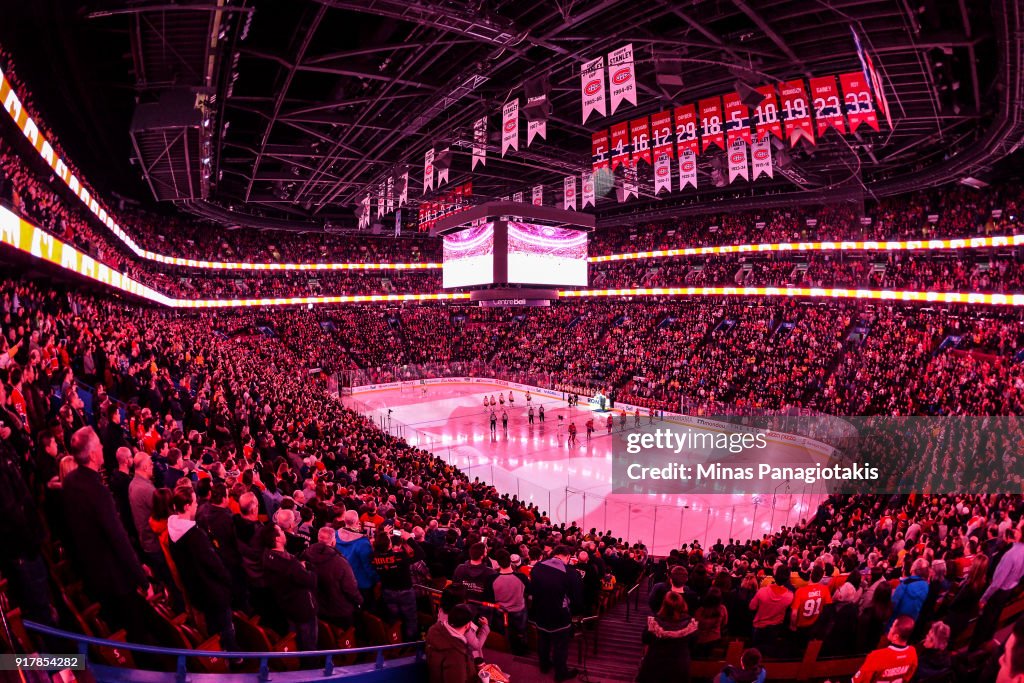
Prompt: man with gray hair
<box><xmin>301</xmin><ymin>527</ymin><xmax>363</xmax><ymax>629</ymax></box>
<box><xmin>62</xmin><ymin>427</ymin><xmax>152</xmax><ymax>640</ymax></box>
<box><xmin>336</xmin><ymin>509</ymin><xmax>379</xmax><ymax>608</ymax></box>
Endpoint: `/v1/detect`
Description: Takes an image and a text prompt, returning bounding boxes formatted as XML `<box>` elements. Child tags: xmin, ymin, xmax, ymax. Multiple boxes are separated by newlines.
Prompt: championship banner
<box><xmin>678</xmin><ymin>149</ymin><xmax>697</xmax><ymax>190</ymax></box>
<box><xmin>779</xmin><ymin>79</ymin><xmax>815</xmax><ymax>146</ymax></box>
<box><xmin>674</xmin><ymin>104</ymin><xmax>699</xmax><ymax>155</ymax></box>
<box><xmin>436</xmin><ymin>147</ymin><xmax>450</xmax><ymax>185</ymax></box>
<box><xmin>563</xmin><ymin>175</ymin><xmax>577</xmax><ymax>211</ymax></box>
<box><xmin>360</xmin><ymin>194</ymin><xmax>370</xmax><ymax>229</ymax></box>
<box><xmin>751</xmin><ymin>138</ymin><xmax>773</xmax><ymax>179</ymax></box>
<box><xmin>653</xmin><ymin>153</ymin><xmax>672</xmax><ymax>195</ymax></box>
<box><xmin>513</xmin><ymin>191</ymin><xmax>524</xmax><ymax>203</ymax></box>
<box><xmin>501</xmin><ymin>99</ymin><xmax>519</xmax><ymax>156</ymax></box>
<box><xmin>610</xmin><ymin>121</ymin><xmax>630</xmax><ymax>170</ymax></box>
<box><xmin>629</xmin><ymin>117</ymin><xmax>651</xmax><ymax>166</ymax></box>
<box><xmin>591</xmin><ymin>130</ymin><xmax>609</xmax><ymax>172</ymax></box>
<box><xmin>650</xmin><ymin>110</ymin><xmax>675</xmax><ymax>158</ymax></box>
<box><xmin>386</xmin><ymin>175</ymin><xmax>394</xmax><ymax>214</ymax></box>
<box><xmin>607</xmin><ymin>44</ymin><xmax>637</xmax><ymax>114</ymax></box>
<box><xmin>839</xmin><ymin>71</ymin><xmax>880</xmax><ymax>132</ymax></box>
<box><xmin>527</xmin><ymin>117</ymin><xmax>546</xmax><ymax>146</ymax></box>
<box><xmin>753</xmin><ymin>85</ymin><xmax>782</xmax><ymax>141</ymax></box>
<box><xmin>698</xmin><ymin>96</ymin><xmax>724</xmax><ymax>151</ymax></box>
<box><xmin>532</xmin><ymin>184</ymin><xmax>543</xmax><ymax>206</ymax></box>
<box><xmin>581</xmin><ymin>171</ymin><xmax>595</xmax><ymax>208</ymax></box>
<box><xmin>423</xmin><ymin>149</ymin><xmax>434</xmax><ymax>193</ymax></box>
<box><xmin>727</xmin><ymin>140</ymin><xmax>749</xmax><ymax>183</ymax></box>
<box><xmin>398</xmin><ymin>169</ymin><xmax>409</xmax><ymax>207</ymax></box>
<box><xmin>377</xmin><ymin>183</ymin><xmax>385</xmax><ymax>218</ymax></box>
<box><xmin>723</xmin><ymin>92</ymin><xmax>752</xmax><ymax>146</ymax></box>
<box><xmin>581</xmin><ymin>56</ymin><xmax>607</xmax><ymax>123</ymax></box>
<box><xmin>472</xmin><ymin>116</ymin><xmax>487</xmax><ymax>169</ymax></box>
<box><xmin>809</xmin><ymin>75</ymin><xmax>846</xmax><ymax>136</ymax></box>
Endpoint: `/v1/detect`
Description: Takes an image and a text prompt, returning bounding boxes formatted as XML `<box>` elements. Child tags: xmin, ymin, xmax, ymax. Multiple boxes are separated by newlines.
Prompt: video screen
<box><xmin>506</xmin><ymin>221</ymin><xmax>588</xmax><ymax>287</ymax></box>
<box><xmin>442</xmin><ymin>223</ymin><xmax>494</xmax><ymax>288</ymax></box>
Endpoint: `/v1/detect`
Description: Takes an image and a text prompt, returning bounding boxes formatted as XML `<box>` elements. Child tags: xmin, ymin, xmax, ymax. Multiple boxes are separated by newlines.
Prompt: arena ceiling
<box><xmin>4</xmin><ymin>0</ymin><xmax>1023</xmax><ymax>230</ymax></box>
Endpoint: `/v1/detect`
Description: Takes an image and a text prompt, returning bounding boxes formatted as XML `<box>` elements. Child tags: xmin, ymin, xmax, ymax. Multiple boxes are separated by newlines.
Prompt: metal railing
<box><xmin>22</xmin><ymin>620</ymin><xmax>424</xmax><ymax>683</ymax></box>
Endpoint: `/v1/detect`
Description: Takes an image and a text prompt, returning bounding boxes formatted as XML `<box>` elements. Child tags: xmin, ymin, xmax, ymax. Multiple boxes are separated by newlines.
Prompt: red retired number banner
<box><xmin>839</xmin><ymin>71</ymin><xmax>880</xmax><ymax>132</ymax></box>
<box><xmin>630</xmin><ymin>117</ymin><xmax>651</xmax><ymax>166</ymax></box>
<box><xmin>753</xmin><ymin>85</ymin><xmax>782</xmax><ymax>141</ymax></box>
<box><xmin>610</xmin><ymin>121</ymin><xmax>630</xmax><ymax>169</ymax></box>
<box><xmin>674</xmin><ymin>104</ymin><xmax>699</xmax><ymax>155</ymax></box>
<box><xmin>723</xmin><ymin>92</ymin><xmax>752</xmax><ymax>146</ymax></box>
<box><xmin>809</xmin><ymin>75</ymin><xmax>846</xmax><ymax>136</ymax></box>
<box><xmin>779</xmin><ymin>79</ymin><xmax>814</xmax><ymax>146</ymax></box>
<box><xmin>698</xmin><ymin>96</ymin><xmax>724</xmax><ymax>151</ymax></box>
<box><xmin>650</xmin><ymin>110</ymin><xmax>675</xmax><ymax>158</ymax></box>
<box><xmin>591</xmin><ymin>130</ymin><xmax>609</xmax><ymax>172</ymax></box>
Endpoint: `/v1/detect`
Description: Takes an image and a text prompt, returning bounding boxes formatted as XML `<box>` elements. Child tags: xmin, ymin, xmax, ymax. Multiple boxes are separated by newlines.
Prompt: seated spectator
<box><xmin>426</xmin><ymin>604</ymin><xmax>478</xmax><ymax>683</ymax></box>
<box><xmin>716</xmin><ymin>648</ymin><xmax>767</xmax><ymax>683</ymax></box>
<box><xmin>915</xmin><ymin>621</ymin><xmax>952</xmax><ymax>681</ymax></box>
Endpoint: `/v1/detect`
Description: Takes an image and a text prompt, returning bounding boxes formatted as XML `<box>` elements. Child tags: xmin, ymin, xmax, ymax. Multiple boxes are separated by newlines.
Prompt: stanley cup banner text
<box><xmin>809</xmin><ymin>75</ymin><xmax>846</xmax><ymax>136</ymax></box>
<box><xmin>751</xmin><ymin>139</ymin><xmax>773</xmax><ymax>179</ymax></box>
<box><xmin>780</xmin><ymin>79</ymin><xmax>815</xmax><ymax>146</ymax></box>
<box><xmin>376</xmin><ymin>183</ymin><xmax>385</xmax><ymax>218</ymax></box>
<box><xmin>581</xmin><ymin>56</ymin><xmax>607</xmax><ymax>123</ymax></box>
<box><xmin>698</xmin><ymin>96</ymin><xmax>724</xmax><ymax>151</ymax></box>
<box><xmin>472</xmin><ymin>116</ymin><xmax>487</xmax><ymax>169</ymax></box>
<box><xmin>563</xmin><ymin>175</ymin><xmax>577</xmax><ymax>211</ymax></box>
<box><xmin>398</xmin><ymin>169</ymin><xmax>408</xmax><ymax>207</ymax></box>
<box><xmin>839</xmin><ymin>71</ymin><xmax>880</xmax><ymax>132</ymax></box>
<box><xmin>727</xmin><ymin>140</ymin><xmax>749</xmax><ymax>183</ymax></box>
<box><xmin>630</xmin><ymin>117</ymin><xmax>651</xmax><ymax>166</ymax></box>
<box><xmin>653</xmin><ymin>153</ymin><xmax>672</xmax><ymax>195</ymax></box>
<box><xmin>723</xmin><ymin>91</ymin><xmax>752</xmax><ymax>146</ymax></box>
<box><xmin>386</xmin><ymin>176</ymin><xmax>394</xmax><ymax>214</ymax></box>
<box><xmin>607</xmin><ymin>44</ymin><xmax>637</xmax><ymax>114</ymax></box>
<box><xmin>581</xmin><ymin>171</ymin><xmax>595</xmax><ymax>208</ymax></box>
<box><xmin>679</xmin><ymin>149</ymin><xmax>697</xmax><ymax>190</ymax></box>
<box><xmin>513</xmin><ymin>191</ymin><xmax>524</xmax><ymax>203</ymax></box>
<box><xmin>674</xmin><ymin>104</ymin><xmax>699</xmax><ymax>156</ymax></box>
<box><xmin>501</xmin><ymin>99</ymin><xmax>519</xmax><ymax>156</ymax></box>
<box><xmin>650</xmin><ymin>110</ymin><xmax>675</xmax><ymax>158</ymax></box>
<box><xmin>423</xmin><ymin>149</ymin><xmax>434</xmax><ymax>193</ymax></box>
<box><xmin>532</xmin><ymin>184</ymin><xmax>543</xmax><ymax>206</ymax></box>
<box><xmin>527</xmin><ymin>99</ymin><xmax>547</xmax><ymax>146</ymax></box>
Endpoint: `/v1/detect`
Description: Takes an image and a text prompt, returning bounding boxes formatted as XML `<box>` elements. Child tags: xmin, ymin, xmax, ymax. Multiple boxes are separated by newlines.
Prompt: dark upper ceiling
<box><xmin>2</xmin><ymin>0</ymin><xmax>1021</xmax><ymax>232</ymax></box>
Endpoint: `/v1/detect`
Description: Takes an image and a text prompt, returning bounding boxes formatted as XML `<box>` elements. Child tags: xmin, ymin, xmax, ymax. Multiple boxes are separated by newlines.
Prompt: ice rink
<box><xmin>348</xmin><ymin>382</ymin><xmax>828</xmax><ymax>555</ymax></box>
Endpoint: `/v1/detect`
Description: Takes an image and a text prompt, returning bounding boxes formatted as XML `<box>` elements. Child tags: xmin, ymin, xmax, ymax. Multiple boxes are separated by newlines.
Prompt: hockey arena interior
<box><xmin>1</xmin><ymin>1</ymin><xmax>1024</xmax><ymax>682</ymax></box>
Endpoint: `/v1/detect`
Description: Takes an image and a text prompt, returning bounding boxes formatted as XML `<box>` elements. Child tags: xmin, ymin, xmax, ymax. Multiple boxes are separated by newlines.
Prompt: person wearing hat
<box><xmin>530</xmin><ymin>545</ymin><xmax>583</xmax><ymax>681</ymax></box>
<box><xmin>426</xmin><ymin>604</ymin><xmax>478</xmax><ymax>683</ymax></box>
<box><xmin>492</xmin><ymin>550</ymin><xmax>529</xmax><ymax>655</ymax></box>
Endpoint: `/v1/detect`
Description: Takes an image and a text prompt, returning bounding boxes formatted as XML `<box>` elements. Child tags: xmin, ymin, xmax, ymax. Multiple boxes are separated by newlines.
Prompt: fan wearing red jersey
<box><xmin>790</xmin><ymin>564</ymin><xmax>832</xmax><ymax>645</ymax></box>
<box><xmin>852</xmin><ymin>615</ymin><xmax>918</xmax><ymax>683</ymax></box>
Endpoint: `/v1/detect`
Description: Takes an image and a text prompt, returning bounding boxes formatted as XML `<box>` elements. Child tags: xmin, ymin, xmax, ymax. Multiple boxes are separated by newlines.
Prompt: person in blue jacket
<box><xmin>335</xmin><ymin>509</ymin><xmax>379</xmax><ymax>608</ymax></box>
<box><xmin>890</xmin><ymin>558</ymin><xmax>931</xmax><ymax>625</ymax></box>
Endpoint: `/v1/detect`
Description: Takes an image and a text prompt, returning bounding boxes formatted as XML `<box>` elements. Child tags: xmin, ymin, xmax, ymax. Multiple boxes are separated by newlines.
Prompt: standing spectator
<box><xmin>109</xmin><ymin>447</ymin><xmax>135</xmax><ymax>541</ymax></box>
<box><xmin>196</xmin><ymin>482</ymin><xmax>247</xmax><ymax>610</ymax></box>
<box><xmin>649</xmin><ymin>566</ymin><xmax>699</xmax><ymax>614</ymax></box>
<box><xmin>301</xmin><ymin>526</ymin><xmax>362</xmax><ymax>630</ymax></box>
<box><xmin>891</xmin><ymin>558</ymin><xmax>930</xmax><ymax>625</ymax></box>
<box><xmin>371</xmin><ymin>532</ymin><xmax>424</xmax><ymax>642</ymax></box>
<box><xmin>851</xmin><ymin>615</ymin><xmax>918</xmax><ymax>683</ymax></box>
<box><xmin>492</xmin><ymin>550</ymin><xmax>529</xmax><ymax>655</ymax></box>
<box><xmin>336</xmin><ymin>509</ymin><xmax>379</xmax><ymax>608</ymax></box>
<box><xmin>748</xmin><ymin>565</ymin><xmax>794</xmax><ymax>655</ymax></box>
<box><xmin>915</xmin><ymin>621</ymin><xmax>952</xmax><ymax>681</ymax></box>
<box><xmin>993</xmin><ymin>617</ymin><xmax>1024</xmax><ymax>683</ymax></box>
<box><xmin>62</xmin><ymin>427</ymin><xmax>152</xmax><ymax>641</ymax></box>
<box><xmin>166</xmin><ymin>487</ymin><xmax>239</xmax><ymax>653</ymax></box>
<box><xmin>262</xmin><ymin>523</ymin><xmax>319</xmax><ymax>651</ymax></box>
<box><xmin>129</xmin><ymin>451</ymin><xmax>180</xmax><ymax>608</ymax></box>
<box><xmin>453</xmin><ymin>542</ymin><xmax>497</xmax><ymax>603</ymax></box>
<box><xmin>425</xmin><ymin>604</ymin><xmax>477</xmax><ymax>683</ymax></box>
<box><xmin>973</xmin><ymin>527</ymin><xmax>1024</xmax><ymax>649</ymax></box>
<box><xmin>637</xmin><ymin>591</ymin><xmax>698</xmax><ymax>683</ymax></box>
<box><xmin>694</xmin><ymin>588</ymin><xmax>729</xmax><ymax>656</ymax></box>
<box><xmin>530</xmin><ymin>545</ymin><xmax>583</xmax><ymax>682</ymax></box>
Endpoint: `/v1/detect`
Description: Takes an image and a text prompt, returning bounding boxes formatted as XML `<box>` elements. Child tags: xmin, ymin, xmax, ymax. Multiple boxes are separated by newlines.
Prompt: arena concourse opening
<box><xmin>0</xmin><ymin>2</ymin><xmax>1023</xmax><ymax>683</ymax></box>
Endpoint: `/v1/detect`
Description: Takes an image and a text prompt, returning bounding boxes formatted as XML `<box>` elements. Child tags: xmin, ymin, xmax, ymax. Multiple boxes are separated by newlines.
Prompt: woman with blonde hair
<box><xmin>916</xmin><ymin>621</ymin><xmax>953</xmax><ymax>680</ymax></box>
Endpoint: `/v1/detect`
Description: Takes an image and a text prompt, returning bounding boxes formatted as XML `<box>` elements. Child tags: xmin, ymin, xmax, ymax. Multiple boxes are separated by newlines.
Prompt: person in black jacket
<box><xmin>530</xmin><ymin>545</ymin><xmax>584</xmax><ymax>682</ymax></box>
<box><xmin>301</xmin><ymin>526</ymin><xmax>363</xmax><ymax>629</ymax></box>
<box><xmin>62</xmin><ymin>427</ymin><xmax>152</xmax><ymax>642</ymax></box>
<box><xmin>197</xmin><ymin>482</ymin><xmax>247</xmax><ymax>610</ymax></box>
<box><xmin>371</xmin><ymin>531</ymin><xmax>425</xmax><ymax>642</ymax></box>
<box><xmin>167</xmin><ymin>487</ymin><xmax>240</xmax><ymax>652</ymax></box>
<box><xmin>262</xmin><ymin>522</ymin><xmax>319</xmax><ymax>650</ymax></box>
